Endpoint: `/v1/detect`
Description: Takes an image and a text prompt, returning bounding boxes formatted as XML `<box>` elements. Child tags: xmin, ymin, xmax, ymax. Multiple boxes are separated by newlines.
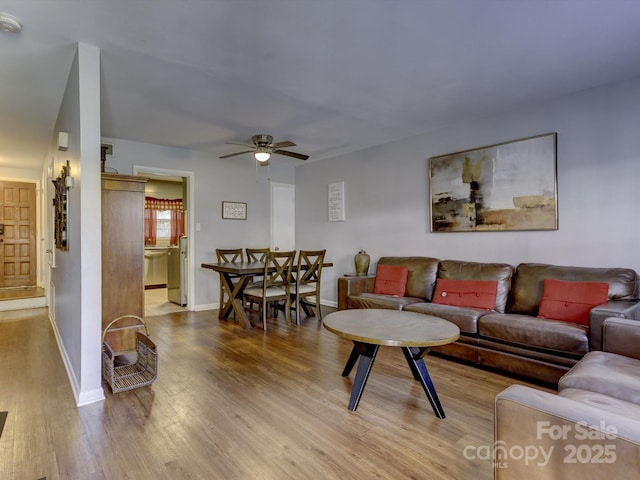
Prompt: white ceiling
<box><xmin>2</xmin><ymin>0</ymin><xmax>640</xmax><ymax>172</ymax></box>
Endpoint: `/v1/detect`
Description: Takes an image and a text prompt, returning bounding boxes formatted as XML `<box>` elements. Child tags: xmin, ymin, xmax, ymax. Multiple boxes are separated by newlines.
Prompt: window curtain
<box><xmin>145</xmin><ymin>197</ymin><xmax>184</xmax><ymax>211</ymax></box>
<box><xmin>145</xmin><ymin>196</ymin><xmax>185</xmax><ymax>246</ymax></box>
<box><xmin>144</xmin><ymin>209</ymin><xmax>157</xmax><ymax>245</ymax></box>
<box><xmin>170</xmin><ymin>210</ymin><xmax>185</xmax><ymax>245</ymax></box>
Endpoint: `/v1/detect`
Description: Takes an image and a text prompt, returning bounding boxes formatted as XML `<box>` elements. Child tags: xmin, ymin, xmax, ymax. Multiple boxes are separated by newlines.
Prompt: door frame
<box><xmin>133</xmin><ymin>165</ymin><xmax>195</xmax><ymax>310</ymax></box>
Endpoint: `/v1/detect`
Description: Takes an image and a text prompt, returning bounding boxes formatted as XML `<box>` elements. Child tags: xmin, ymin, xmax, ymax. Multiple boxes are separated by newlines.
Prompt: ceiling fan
<box><xmin>219</xmin><ymin>134</ymin><xmax>309</xmax><ymax>165</ymax></box>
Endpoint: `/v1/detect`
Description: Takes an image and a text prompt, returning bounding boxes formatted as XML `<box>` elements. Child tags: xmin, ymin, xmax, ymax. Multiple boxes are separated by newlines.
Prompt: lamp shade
<box><xmin>254</xmin><ymin>147</ymin><xmax>271</xmax><ymax>162</ymax></box>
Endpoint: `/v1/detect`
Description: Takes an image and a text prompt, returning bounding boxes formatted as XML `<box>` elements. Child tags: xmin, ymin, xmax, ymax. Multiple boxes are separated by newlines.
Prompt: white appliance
<box><xmin>167</xmin><ymin>236</ymin><xmax>187</xmax><ymax>306</ymax></box>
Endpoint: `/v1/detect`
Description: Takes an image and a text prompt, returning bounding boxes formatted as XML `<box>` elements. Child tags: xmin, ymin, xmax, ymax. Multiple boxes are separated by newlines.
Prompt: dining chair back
<box><xmin>291</xmin><ymin>249</ymin><xmax>326</xmax><ymax>325</ymax></box>
<box><xmin>216</xmin><ymin>248</ymin><xmax>244</xmax><ymax>319</ymax></box>
<box><xmin>244</xmin><ymin>250</ymin><xmax>296</xmax><ymax>330</ymax></box>
<box><xmin>216</xmin><ymin>248</ymin><xmax>244</xmax><ymax>264</ymax></box>
<box><xmin>245</xmin><ymin>247</ymin><xmax>270</xmax><ymax>262</ymax></box>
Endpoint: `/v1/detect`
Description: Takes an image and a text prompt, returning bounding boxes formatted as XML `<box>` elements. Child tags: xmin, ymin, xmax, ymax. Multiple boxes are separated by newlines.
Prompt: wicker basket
<box><xmin>102</xmin><ymin>315</ymin><xmax>158</xmax><ymax>393</ymax></box>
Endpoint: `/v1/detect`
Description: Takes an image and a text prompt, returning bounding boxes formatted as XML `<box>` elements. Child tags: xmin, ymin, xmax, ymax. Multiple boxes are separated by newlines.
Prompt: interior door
<box><xmin>271</xmin><ymin>183</ymin><xmax>295</xmax><ymax>252</ymax></box>
<box><xmin>0</xmin><ymin>181</ymin><xmax>37</xmax><ymax>288</ymax></box>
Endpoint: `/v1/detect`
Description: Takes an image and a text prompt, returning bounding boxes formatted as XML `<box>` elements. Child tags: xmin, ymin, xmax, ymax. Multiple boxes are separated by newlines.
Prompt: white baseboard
<box><xmin>194</xmin><ymin>303</ymin><xmax>217</xmax><ymax>312</ymax></box>
<box><xmin>48</xmin><ymin>311</ymin><xmax>105</xmax><ymax>407</ymax></box>
<box><xmin>321</xmin><ymin>299</ymin><xmax>337</xmax><ymax>308</ymax></box>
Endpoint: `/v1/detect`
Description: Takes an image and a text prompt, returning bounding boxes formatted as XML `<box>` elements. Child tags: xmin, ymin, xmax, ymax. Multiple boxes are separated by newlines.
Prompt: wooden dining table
<box><xmin>201</xmin><ymin>260</ymin><xmax>332</xmax><ymax>329</ymax></box>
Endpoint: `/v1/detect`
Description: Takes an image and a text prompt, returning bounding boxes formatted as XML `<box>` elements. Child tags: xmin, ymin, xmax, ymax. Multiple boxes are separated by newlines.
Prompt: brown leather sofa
<box><xmin>494</xmin><ymin>317</ymin><xmax>640</xmax><ymax>478</ymax></box>
<box><xmin>338</xmin><ymin>257</ymin><xmax>640</xmax><ymax>384</ymax></box>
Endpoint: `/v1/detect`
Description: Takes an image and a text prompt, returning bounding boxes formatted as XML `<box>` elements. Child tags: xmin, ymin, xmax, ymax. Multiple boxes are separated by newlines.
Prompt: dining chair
<box><xmin>216</xmin><ymin>248</ymin><xmax>244</xmax><ymax>320</ymax></box>
<box><xmin>244</xmin><ymin>250</ymin><xmax>296</xmax><ymax>330</ymax></box>
<box><xmin>245</xmin><ymin>247</ymin><xmax>270</xmax><ymax>263</ymax></box>
<box><xmin>290</xmin><ymin>249</ymin><xmax>326</xmax><ymax>325</ymax></box>
<box><xmin>244</xmin><ymin>247</ymin><xmax>271</xmax><ymax>310</ymax></box>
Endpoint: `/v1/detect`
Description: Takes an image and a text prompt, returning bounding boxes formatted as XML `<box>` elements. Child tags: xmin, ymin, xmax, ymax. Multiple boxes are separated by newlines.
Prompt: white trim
<box><xmin>194</xmin><ymin>303</ymin><xmax>217</xmax><ymax>312</ymax></box>
<box><xmin>77</xmin><ymin>388</ymin><xmax>108</xmax><ymax>406</ymax></box>
<box><xmin>133</xmin><ymin>165</ymin><xmax>196</xmax><ymax>311</ymax></box>
<box><xmin>48</xmin><ymin>307</ymin><xmax>105</xmax><ymax>406</ymax></box>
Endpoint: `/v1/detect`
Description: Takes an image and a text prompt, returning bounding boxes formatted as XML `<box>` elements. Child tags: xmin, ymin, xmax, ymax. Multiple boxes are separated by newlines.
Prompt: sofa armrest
<box><xmin>602</xmin><ymin>317</ymin><xmax>640</xmax><ymax>360</ymax></box>
<box><xmin>589</xmin><ymin>300</ymin><xmax>640</xmax><ymax>351</ymax></box>
<box><xmin>337</xmin><ymin>276</ymin><xmax>376</xmax><ymax>310</ymax></box>
<box><xmin>494</xmin><ymin>384</ymin><xmax>640</xmax><ymax>479</ymax></box>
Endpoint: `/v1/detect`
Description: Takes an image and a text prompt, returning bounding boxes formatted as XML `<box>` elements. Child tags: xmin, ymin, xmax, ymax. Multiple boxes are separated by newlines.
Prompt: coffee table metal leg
<box><xmin>347</xmin><ymin>342</ymin><xmax>379</xmax><ymax>411</ymax></box>
<box><xmin>401</xmin><ymin>348</ymin><xmax>421</xmax><ymax>380</ymax></box>
<box><xmin>403</xmin><ymin>347</ymin><xmax>446</xmax><ymax>419</ymax></box>
<box><xmin>341</xmin><ymin>344</ymin><xmax>361</xmax><ymax>377</ymax></box>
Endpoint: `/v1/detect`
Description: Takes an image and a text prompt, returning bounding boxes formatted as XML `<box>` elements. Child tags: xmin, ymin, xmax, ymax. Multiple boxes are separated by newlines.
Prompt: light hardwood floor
<box><xmin>0</xmin><ymin>307</ymin><xmax>541</xmax><ymax>480</ymax></box>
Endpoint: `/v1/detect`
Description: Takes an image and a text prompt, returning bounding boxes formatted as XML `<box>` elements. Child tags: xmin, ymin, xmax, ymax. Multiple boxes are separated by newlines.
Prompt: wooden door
<box><xmin>0</xmin><ymin>181</ymin><xmax>36</xmax><ymax>288</ymax></box>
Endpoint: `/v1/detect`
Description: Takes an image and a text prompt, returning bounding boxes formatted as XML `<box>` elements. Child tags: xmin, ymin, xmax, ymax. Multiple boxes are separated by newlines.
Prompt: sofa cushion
<box><xmin>560</xmin><ymin>388</ymin><xmax>640</xmax><ymax>418</ymax></box>
<box><xmin>479</xmin><ymin>312</ymin><xmax>589</xmax><ymax>356</ymax></box>
<box><xmin>559</xmin><ymin>350</ymin><xmax>640</xmax><ymax>404</ymax></box>
<box><xmin>404</xmin><ymin>302</ymin><xmax>486</xmax><ymax>334</ymax></box>
<box><xmin>432</xmin><ymin>279</ymin><xmax>498</xmax><ymax>310</ymax></box>
<box><xmin>347</xmin><ymin>293</ymin><xmax>424</xmax><ymax>310</ymax></box>
<box><xmin>373</xmin><ymin>264</ymin><xmax>409</xmax><ymax>296</ymax></box>
<box><xmin>537</xmin><ymin>279</ymin><xmax>609</xmax><ymax>325</ymax></box>
<box><xmin>510</xmin><ymin>263</ymin><xmax>638</xmax><ymax>315</ymax></box>
<box><xmin>437</xmin><ymin>260</ymin><xmax>514</xmax><ymax>313</ymax></box>
<box><xmin>378</xmin><ymin>257</ymin><xmax>440</xmax><ymax>301</ymax></box>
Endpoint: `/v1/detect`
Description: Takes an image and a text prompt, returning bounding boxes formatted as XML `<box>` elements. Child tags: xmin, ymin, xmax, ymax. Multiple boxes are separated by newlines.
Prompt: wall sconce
<box><xmin>58</xmin><ymin>132</ymin><xmax>69</xmax><ymax>151</ymax></box>
<box><xmin>62</xmin><ymin>160</ymin><xmax>73</xmax><ymax>188</ymax></box>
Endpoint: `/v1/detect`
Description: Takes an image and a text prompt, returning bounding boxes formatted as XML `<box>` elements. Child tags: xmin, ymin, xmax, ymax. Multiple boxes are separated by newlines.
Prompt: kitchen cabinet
<box><xmin>102</xmin><ymin>173</ymin><xmax>147</xmax><ymax>353</ymax></box>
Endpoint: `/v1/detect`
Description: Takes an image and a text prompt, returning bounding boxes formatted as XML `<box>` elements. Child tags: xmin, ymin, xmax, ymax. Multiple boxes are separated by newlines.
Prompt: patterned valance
<box><xmin>145</xmin><ymin>197</ymin><xmax>184</xmax><ymax>211</ymax></box>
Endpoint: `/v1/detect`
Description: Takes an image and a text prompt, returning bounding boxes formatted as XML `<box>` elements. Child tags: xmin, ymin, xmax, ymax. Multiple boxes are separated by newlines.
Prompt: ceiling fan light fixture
<box><xmin>0</xmin><ymin>12</ymin><xmax>22</xmax><ymax>33</ymax></box>
<box><xmin>254</xmin><ymin>147</ymin><xmax>271</xmax><ymax>162</ymax></box>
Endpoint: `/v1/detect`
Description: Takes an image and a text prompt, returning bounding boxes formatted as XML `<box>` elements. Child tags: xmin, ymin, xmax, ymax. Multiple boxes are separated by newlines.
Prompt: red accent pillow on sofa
<box><xmin>537</xmin><ymin>279</ymin><xmax>609</xmax><ymax>325</ymax></box>
<box><xmin>373</xmin><ymin>265</ymin><xmax>409</xmax><ymax>296</ymax></box>
<box><xmin>432</xmin><ymin>279</ymin><xmax>498</xmax><ymax>309</ymax></box>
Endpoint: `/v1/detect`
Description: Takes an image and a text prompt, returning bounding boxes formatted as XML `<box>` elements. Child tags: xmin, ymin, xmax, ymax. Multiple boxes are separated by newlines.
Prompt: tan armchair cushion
<box><xmin>558</xmin><ymin>350</ymin><xmax>640</xmax><ymax>404</ymax></box>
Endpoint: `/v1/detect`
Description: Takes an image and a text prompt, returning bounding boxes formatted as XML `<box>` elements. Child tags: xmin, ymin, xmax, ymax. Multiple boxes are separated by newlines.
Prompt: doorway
<box><xmin>133</xmin><ymin>166</ymin><xmax>195</xmax><ymax>316</ymax></box>
<box><xmin>0</xmin><ymin>180</ymin><xmax>37</xmax><ymax>290</ymax></box>
<box><xmin>270</xmin><ymin>183</ymin><xmax>295</xmax><ymax>251</ymax></box>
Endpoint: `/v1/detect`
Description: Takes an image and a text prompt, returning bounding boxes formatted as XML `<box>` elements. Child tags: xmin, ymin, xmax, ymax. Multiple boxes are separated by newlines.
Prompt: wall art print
<box><xmin>429</xmin><ymin>133</ymin><xmax>557</xmax><ymax>232</ymax></box>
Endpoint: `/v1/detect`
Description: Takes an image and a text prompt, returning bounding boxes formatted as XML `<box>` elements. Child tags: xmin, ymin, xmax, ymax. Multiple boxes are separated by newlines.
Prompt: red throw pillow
<box><xmin>432</xmin><ymin>279</ymin><xmax>498</xmax><ymax>310</ymax></box>
<box><xmin>537</xmin><ymin>279</ymin><xmax>609</xmax><ymax>325</ymax></box>
<box><xmin>373</xmin><ymin>265</ymin><xmax>409</xmax><ymax>296</ymax></box>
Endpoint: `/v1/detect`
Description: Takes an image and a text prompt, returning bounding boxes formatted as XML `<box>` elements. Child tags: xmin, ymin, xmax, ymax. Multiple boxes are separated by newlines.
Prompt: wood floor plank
<box><xmin>0</xmin><ymin>307</ymin><xmax>547</xmax><ymax>479</ymax></box>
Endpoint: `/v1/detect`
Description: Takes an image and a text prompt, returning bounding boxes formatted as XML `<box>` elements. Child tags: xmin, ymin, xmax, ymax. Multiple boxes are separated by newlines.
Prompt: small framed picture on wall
<box><xmin>222</xmin><ymin>201</ymin><xmax>247</xmax><ymax>220</ymax></box>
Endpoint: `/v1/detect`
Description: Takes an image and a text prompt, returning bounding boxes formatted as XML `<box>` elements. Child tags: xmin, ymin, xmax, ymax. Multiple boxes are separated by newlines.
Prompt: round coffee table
<box><xmin>323</xmin><ymin>309</ymin><xmax>460</xmax><ymax>419</ymax></box>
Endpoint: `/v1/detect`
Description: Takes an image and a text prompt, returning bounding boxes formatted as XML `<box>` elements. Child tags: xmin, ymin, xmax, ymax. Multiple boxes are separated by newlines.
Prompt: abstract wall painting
<box><xmin>429</xmin><ymin>133</ymin><xmax>557</xmax><ymax>232</ymax></box>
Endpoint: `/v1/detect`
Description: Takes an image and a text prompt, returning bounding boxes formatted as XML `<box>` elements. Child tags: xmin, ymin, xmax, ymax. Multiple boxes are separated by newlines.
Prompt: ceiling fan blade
<box><xmin>225</xmin><ymin>141</ymin><xmax>254</xmax><ymax>148</ymax></box>
<box><xmin>270</xmin><ymin>140</ymin><xmax>296</xmax><ymax>149</ymax></box>
<box><xmin>273</xmin><ymin>149</ymin><xmax>309</xmax><ymax>161</ymax></box>
<box><xmin>219</xmin><ymin>150</ymin><xmax>253</xmax><ymax>159</ymax></box>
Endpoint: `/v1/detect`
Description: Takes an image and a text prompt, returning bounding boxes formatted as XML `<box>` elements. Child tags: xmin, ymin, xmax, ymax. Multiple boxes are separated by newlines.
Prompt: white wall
<box><xmin>102</xmin><ymin>137</ymin><xmax>295</xmax><ymax>309</ymax></box>
<box><xmin>49</xmin><ymin>43</ymin><xmax>104</xmax><ymax>405</ymax></box>
<box><xmin>295</xmin><ymin>76</ymin><xmax>640</xmax><ymax>306</ymax></box>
